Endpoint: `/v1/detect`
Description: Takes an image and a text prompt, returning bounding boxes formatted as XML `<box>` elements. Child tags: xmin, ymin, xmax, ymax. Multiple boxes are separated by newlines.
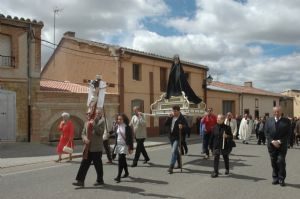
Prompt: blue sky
<box><xmin>1</xmin><ymin>0</ymin><xmax>300</xmax><ymax>92</ymax></box>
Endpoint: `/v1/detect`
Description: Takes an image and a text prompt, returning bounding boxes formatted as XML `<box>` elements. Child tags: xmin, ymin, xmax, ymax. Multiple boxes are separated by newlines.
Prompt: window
<box><xmin>244</xmin><ymin>109</ymin><xmax>249</xmax><ymax>115</ymax></box>
<box><xmin>273</xmin><ymin>100</ymin><xmax>276</xmax><ymax>107</ymax></box>
<box><xmin>222</xmin><ymin>100</ymin><xmax>234</xmax><ymax>115</ymax></box>
<box><xmin>255</xmin><ymin>98</ymin><xmax>259</xmax><ymax>108</ymax></box>
<box><xmin>131</xmin><ymin>99</ymin><xmax>144</xmax><ymax>113</ymax></box>
<box><xmin>0</xmin><ymin>34</ymin><xmax>14</xmax><ymax>67</ymax></box>
<box><xmin>132</xmin><ymin>63</ymin><xmax>141</xmax><ymax>81</ymax></box>
<box><xmin>160</xmin><ymin>67</ymin><xmax>167</xmax><ymax>92</ymax></box>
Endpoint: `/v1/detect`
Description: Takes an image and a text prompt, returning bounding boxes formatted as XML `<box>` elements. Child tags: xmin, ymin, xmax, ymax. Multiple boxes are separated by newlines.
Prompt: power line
<box><xmin>40</xmin><ymin>42</ymin><xmax>118</xmax><ymax>62</ymax></box>
<box><xmin>34</xmin><ymin>35</ymin><xmax>119</xmax><ymax>57</ymax></box>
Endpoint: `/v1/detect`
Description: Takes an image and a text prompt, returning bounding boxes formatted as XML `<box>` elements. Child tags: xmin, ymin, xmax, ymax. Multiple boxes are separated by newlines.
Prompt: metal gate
<box><xmin>0</xmin><ymin>89</ymin><xmax>16</xmax><ymax>141</ymax></box>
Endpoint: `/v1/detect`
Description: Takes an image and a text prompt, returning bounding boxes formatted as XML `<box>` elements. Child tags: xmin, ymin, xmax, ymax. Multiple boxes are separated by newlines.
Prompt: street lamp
<box><xmin>202</xmin><ymin>74</ymin><xmax>213</xmax><ymax>104</ymax></box>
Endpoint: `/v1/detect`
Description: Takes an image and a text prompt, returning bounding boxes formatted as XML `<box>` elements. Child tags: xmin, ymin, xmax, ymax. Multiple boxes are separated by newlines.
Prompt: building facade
<box><xmin>41</xmin><ymin>32</ymin><xmax>209</xmax><ymax>136</ymax></box>
<box><xmin>207</xmin><ymin>81</ymin><xmax>283</xmax><ymax>118</ymax></box>
<box><xmin>0</xmin><ymin>14</ymin><xmax>43</xmax><ymax>141</ymax></box>
<box><xmin>281</xmin><ymin>89</ymin><xmax>300</xmax><ymax>117</ymax></box>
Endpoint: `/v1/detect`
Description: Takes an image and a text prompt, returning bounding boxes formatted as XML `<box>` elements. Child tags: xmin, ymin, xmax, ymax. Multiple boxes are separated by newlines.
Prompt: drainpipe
<box><xmin>27</xmin><ymin>24</ymin><xmax>33</xmax><ymax>142</ymax></box>
<box><xmin>240</xmin><ymin>94</ymin><xmax>243</xmax><ymax>115</ymax></box>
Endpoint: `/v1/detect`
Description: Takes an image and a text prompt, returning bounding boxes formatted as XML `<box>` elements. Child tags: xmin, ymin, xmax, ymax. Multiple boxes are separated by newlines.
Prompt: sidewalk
<box><xmin>0</xmin><ymin>134</ymin><xmax>200</xmax><ymax>169</ymax></box>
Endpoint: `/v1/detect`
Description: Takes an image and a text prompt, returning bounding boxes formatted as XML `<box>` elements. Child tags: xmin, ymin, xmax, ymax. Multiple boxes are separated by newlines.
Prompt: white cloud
<box><xmin>1</xmin><ymin>0</ymin><xmax>299</xmax><ymax>92</ymax></box>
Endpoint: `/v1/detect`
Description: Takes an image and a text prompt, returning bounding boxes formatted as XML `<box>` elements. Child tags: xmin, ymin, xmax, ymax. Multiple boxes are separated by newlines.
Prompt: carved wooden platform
<box><xmin>150</xmin><ymin>91</ymin><xmax>206</xmax><ymax>116</ymax></box>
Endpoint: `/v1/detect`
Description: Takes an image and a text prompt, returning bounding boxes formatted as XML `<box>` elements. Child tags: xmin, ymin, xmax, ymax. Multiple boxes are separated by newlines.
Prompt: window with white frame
<box><xmin>0</xmin><ymin>34</ymin><xmax>14</xmax><ymax>67</ymax></box>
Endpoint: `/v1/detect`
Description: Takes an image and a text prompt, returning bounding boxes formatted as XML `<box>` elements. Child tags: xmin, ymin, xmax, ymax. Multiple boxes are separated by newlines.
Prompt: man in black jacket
<box><xmin>264</xmin><ymin>106</ymin><xmax>291</xmax><ymax>186</ymax></box>
<box><xmin>209</xmin><ymin>114</ymin><xmax>233</xmax><ymax>178</ymax></box>
<box><xmin>165</xmin><ymin>105</ymin><xmax>189</xmax><ymax>174</ymax></box>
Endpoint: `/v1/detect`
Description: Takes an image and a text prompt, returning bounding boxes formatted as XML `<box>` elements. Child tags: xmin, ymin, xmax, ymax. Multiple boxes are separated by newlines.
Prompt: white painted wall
<box><xmin>241</xmin><ymin>94</ymin><xmax>280</xmax><ymax>117</ymax></box>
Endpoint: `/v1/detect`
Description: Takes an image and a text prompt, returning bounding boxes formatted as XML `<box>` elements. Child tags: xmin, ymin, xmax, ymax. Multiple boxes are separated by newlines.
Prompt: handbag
<box><xmin>63</xmin><ymin>141</ymin><xmax>73</xmax><ymax>154</ymax></box>
<box><xmin>227</xmin><ymin>139</ymin><xmax>236</xmax><ymax>148</ymax></box>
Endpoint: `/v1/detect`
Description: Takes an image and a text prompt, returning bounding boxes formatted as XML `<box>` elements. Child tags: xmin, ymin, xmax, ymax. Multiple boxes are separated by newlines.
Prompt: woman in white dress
<box><xmin>113</xmin><ymin>113</ymin><xmax>133</xmax><ymax>183</ymax></box>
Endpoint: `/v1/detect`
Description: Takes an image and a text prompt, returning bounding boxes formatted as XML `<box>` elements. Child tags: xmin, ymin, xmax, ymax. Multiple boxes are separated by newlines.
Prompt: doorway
<box><xmin>0</xmin><ymin>89</ymin><xmax>16</xmax><ymax>141</ymax></box>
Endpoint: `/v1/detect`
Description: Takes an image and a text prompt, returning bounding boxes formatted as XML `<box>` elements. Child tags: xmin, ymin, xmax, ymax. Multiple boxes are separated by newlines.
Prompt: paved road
<box><xmin>1</xmin><ymin>138</ymin><xmax>300</xmax><ymax>199</ymax></box>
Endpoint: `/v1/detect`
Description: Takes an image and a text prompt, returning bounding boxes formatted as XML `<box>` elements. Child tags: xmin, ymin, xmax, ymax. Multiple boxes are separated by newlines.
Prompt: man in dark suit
<box><xmin>264</xmin><ymin>106</ymin><xmax>291</xmax><ymax>186</ymax></box>
<box><xmin>165</xmin><ymin>105</ymin><xmax>189</xmax><ymax>174</ymax></box>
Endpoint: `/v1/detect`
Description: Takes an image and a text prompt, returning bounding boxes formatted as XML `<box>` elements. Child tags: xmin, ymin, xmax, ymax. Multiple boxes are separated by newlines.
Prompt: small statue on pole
<box><xmin>83</xmin><ymin>74</ymin><xmax>107</xmax><ymax>159</ymax></box>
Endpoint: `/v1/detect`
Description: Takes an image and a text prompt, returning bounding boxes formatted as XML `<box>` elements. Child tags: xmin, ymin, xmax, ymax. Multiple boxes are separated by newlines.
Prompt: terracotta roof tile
<box><xmin>40</xmin><ymin>80</ymin><xmax>88</xmax><ymax>93</ymax></box>
<box><xmin>210</xmin><ymin>81</ymin><xmax>283</xmax><ymax>97</ymax></box>
<box><xmin>0</xmin><ymin>13</ymin><xmax>44</xmax><ymax>26</ymax></box>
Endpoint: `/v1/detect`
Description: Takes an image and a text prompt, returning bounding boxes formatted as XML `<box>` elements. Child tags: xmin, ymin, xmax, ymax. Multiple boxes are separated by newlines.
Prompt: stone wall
<box><xmin>31</xmin><ymin>91</ymin><xmax>119</xmax><ymax>143</ymax></box>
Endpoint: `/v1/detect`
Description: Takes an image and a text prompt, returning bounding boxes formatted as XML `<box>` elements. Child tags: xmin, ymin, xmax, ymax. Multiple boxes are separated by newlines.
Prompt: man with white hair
<box><xmin>264</xmin><ymin>106</ymin><xmax>291</xmax><ymax>186</ymax></box>
<box><xmin>130</xmin><ymin>106</ymin><xmax>150</xmax><ymax>167</ymax></box>
<box><xmin>209</xmin><ymin>114</ymin><xmax>233</xmax><ymax>178</ymax></box>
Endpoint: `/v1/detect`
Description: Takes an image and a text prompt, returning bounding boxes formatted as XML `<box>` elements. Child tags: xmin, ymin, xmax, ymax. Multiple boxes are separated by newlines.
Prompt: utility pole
<box><xmin>53</xmin><ymin>6</ymin><xmax>63</xmax><ymax>67</ymax></box>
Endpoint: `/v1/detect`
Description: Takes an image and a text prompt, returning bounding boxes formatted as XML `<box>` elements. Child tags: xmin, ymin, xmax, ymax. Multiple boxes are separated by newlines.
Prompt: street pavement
<box><xmin>0</xmin><ymin>134</ymin><xmax>199</xmax><ymax>168</ymax></box>
<box><xmin>1</xmin><ymin>135</ymin><xmax>300</xmax><ymax>199</ymax></box>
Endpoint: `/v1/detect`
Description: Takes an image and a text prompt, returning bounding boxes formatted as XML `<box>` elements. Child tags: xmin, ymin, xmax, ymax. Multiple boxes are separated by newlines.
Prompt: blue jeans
<box><xmin>170</xmin><ymin>139</ymin><xmax>179</xmax><ymax>166</ymax></box>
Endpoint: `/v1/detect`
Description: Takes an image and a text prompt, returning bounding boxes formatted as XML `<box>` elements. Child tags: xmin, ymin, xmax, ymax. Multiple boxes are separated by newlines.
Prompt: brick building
<box><xmin>41</xmin><ymin>31</ymin><xmax>209</xmax><ymax>136</ymax></box>
<box><xmin>0</xmin><ymin>14</ymin><xmax>43</xmax><ymax>141</ymax></box>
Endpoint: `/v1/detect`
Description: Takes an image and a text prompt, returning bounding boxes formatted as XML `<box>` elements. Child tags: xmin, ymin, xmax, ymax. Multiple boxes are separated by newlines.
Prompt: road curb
<box><xmin>0</xmin><ymin>137</ymin><xmax>201</xmax><ymax>169</ymax></box>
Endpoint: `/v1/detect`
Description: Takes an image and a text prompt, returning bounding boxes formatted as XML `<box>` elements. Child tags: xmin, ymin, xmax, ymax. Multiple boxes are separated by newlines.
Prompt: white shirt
<box><xmin>116</xmin><ymin>124</ymin><xmax>126</xmax><ymax>145</ymax></box>
<box><xmin>130</xmin><ymin>114</ymin><xmax>147</xmax><ymax>139</ymax></box>
<box><xmin>171</xmin><ymin>117</ymin><xmax>178</xmax><ymax>132</ymax></box>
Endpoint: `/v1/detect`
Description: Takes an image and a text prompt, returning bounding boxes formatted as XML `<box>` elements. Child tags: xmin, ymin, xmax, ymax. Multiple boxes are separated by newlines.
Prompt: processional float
<box><xmin>149</xmin><ymin>54</ymin><xmax>207</xmax><ymax>172</ymax></box>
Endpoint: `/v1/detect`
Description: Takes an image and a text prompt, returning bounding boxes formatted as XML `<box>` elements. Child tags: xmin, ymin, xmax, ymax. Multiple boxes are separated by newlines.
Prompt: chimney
<box><xmin>244</xmin><ymin>81</ymin><xmax>253</xmax><ymax>87</ymax></box>
<box><xmin>64</xmin><ymin>31</ymin><xmax>75</xmax><ymax>37</ymax></box>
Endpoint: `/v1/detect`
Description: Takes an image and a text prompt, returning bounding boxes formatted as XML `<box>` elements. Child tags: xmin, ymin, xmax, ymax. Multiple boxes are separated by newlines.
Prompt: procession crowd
<box><xmin>55</xmin><ymin>104</ymin><xmax>298</xmax><ymax>187</ymax></box>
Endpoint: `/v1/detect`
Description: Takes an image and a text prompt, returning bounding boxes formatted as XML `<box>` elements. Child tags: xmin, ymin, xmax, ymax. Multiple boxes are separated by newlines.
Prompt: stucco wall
<box><xmin>41</xmin><ymin>38</ymin><xmax>119</xmax><ymax>94</ymax></box>
<box><xmin>241</xmin><ymin>94</ymin><xmax>280</xmax><ymax>117</ymax></box>
<box><xmin>207</xmin><ymin>90</ymin><xmax>240</xmax><ymax>115</ymax></box>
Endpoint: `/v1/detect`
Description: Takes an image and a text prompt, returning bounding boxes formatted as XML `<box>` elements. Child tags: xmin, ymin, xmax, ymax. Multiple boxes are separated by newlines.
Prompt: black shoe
<box><xmin>225</xmin><ymin>169</ymin><xmax>229</xmax><ymax>175</ymax></box>
<box><xmin>114</xmin><ymin>177</ymin><xmax>121</xmax><ymax>183</ymax></box>
<box><xmin>131</xmin><ymin>163</ymin><xmax>137</xmax><ymax>167</ymax></box>
<box><xmin>245</xmin><ymin>141</ymin><xmax>249</xmax><ymax>144</ymax></box>
<box><xmin>143</xmin><ymin>159</ymin><xmax>150</xmax><ymax>164</ymax></box>
<box><xmin>121</xmin><ymin>173</ymin><xmax>129</xmax><ymax>178</ymax></box>
<box><xmin>272</xmin><ymin>179</ymin><xmax>279</xmax><ymax>185</ymax></box>
<box><xmin>279</xmin><ymin>179</ymin><xmax>285</xmax><ymax>187</ymax></box>
<box><xmin>211</xmin><ymin>172</ymin><xmax>218</xmax><ymax>178</ymax></box>
<box><xmin>94</xmin><ymin>180</ymin><xmax>104</xmax><ymax>186</ymax></box>
<box><xmin>168</xmin><ymin>167</ymin><xmax>173</xmax><ymax>174</ymax></box>
<box><xmin>242</xmin><ymin>140</ymin><xmax>245</xmax><ymax>144</ymax></box>
<box><xmin>72</xmin><ymin>181</ymin><xmax>84</xmax><ymax>187</ymax></box>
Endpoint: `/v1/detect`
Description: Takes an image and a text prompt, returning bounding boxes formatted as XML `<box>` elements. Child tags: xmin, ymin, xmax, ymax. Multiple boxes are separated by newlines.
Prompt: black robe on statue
<box><xmin>165</xmin><ymin>56</ymin><xmax>202</xmax><ymax>104</ymax></box>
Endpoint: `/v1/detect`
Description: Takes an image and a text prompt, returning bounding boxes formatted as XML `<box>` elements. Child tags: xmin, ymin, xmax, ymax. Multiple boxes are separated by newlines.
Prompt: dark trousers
<box><xmin>213</xmin><ymin>153</ymin><xmax>229</xmax><ymax>173</ymax></box>
<box><xmin>76</xmin><ymin>151</ymin><xmax>103</xmax><ymax>182</ymax></box>
<box><xmin>296</xmin><ymin>135</ymin><xmax>300</xmax><ymax>145</ymax></box>
<box><xmin>103</xmin><ymin>139</ymin><xmax>112</xmax><ymax>161</ymax></box>
<box><xmin>133</xmin><ymin>138</ymin><xmax>150</xmax><ymax>164</ymax></box>
<box><xmin>117</xmin><ymin>154</ymin><xmax>128</xmax><ymax>178</ymax></box>
<box><xmin>202</xmin><ymin>132</ymin><xmax>212</xmax><ymax>156</ymax></box>
<box><xmin>269</xmin><ymin>150</ymin><xmax>287</xmax><ymax>181</ymax></box>
<box><xmin>257</xmin><ymin>131</ymin><xmax>266</xmax><ymax>144</ymax></box>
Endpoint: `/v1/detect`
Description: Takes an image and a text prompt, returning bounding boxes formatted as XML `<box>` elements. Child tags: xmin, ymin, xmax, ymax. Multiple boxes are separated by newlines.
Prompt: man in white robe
<box><xmin>239</xmin><ymin>114</ymin><xmax>251</xmax><ymax>144</ymax></box>
<box><xmin>225</xmin><ymin>112</ymin><xmax>237</xmax><ymax>138</ymax></box>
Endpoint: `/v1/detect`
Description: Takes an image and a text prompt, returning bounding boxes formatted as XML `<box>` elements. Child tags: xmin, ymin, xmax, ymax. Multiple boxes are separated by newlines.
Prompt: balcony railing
<box><xmin>0</xmin><ymin>55</ymin><xmax>15</xmax><ymax>67</ymax></box>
